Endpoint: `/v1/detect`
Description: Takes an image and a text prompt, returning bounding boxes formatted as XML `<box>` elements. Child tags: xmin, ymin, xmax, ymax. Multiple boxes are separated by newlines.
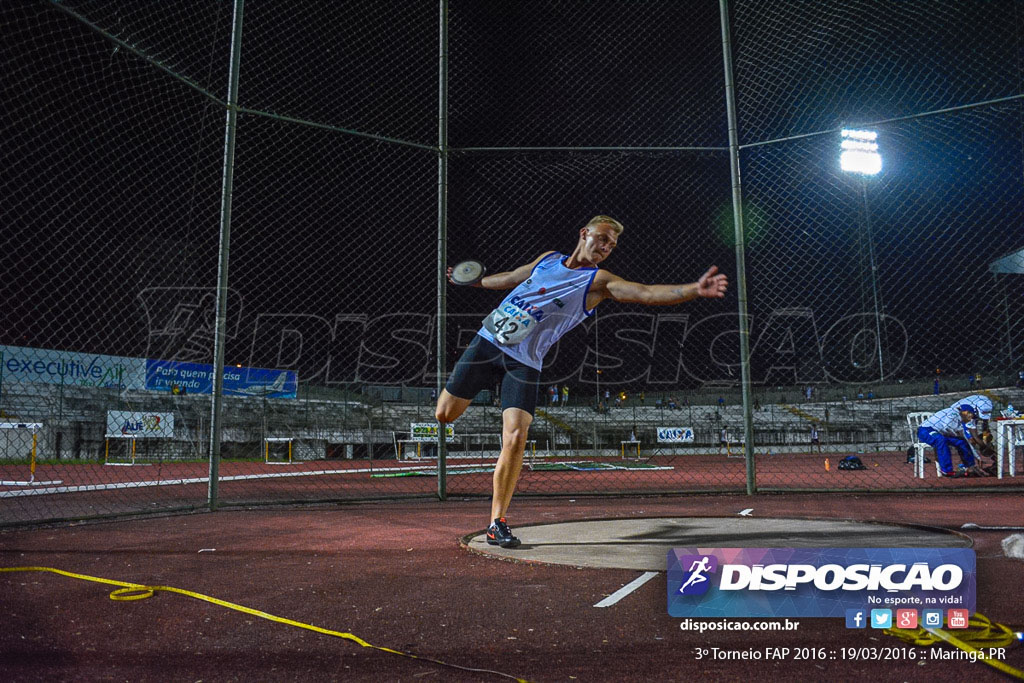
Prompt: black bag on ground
<box><xmin>839</xmin><ymin>455</ymin><xmax>867</xmax><ymax>470</ymax></box>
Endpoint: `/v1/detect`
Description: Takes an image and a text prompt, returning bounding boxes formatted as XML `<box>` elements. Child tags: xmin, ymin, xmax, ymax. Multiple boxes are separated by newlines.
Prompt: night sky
<box><xmin>2</xmin><ymin>0</ymin><xmax>1022</xmax><ymax>392</ymax></box>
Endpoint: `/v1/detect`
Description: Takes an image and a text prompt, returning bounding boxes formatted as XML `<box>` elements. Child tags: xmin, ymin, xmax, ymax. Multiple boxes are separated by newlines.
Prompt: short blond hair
<box><xmin>586</xmin><ymin>215</ymin><xmax>624</xmax><ymax>235</ymax></box>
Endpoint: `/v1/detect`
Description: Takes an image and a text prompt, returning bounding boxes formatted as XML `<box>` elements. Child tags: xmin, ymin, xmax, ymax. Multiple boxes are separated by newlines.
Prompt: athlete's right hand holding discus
<box><xmin>448</xmin><ymin>260</ymin><xmax>487</xmax><ymax>287</ymax></box>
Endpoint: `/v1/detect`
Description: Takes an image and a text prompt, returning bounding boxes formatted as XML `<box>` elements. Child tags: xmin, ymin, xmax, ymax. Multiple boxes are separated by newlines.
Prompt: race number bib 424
<box><xmin>483</xmin><ymin>305</ymin><xmax>535</xmax><ymax>345</ymax></box>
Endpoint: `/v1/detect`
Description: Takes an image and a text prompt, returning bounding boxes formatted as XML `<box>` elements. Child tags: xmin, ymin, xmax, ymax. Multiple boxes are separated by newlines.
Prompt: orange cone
<box><xmin>825</xmin><ymin>458</ymin><xmax>830</xmax><ymax>471</ymax></box>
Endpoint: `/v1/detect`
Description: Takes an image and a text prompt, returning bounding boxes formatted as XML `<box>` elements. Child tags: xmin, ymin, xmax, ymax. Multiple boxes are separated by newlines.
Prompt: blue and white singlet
<box><xmin>477</xmin><ymin>252</ymin><xmax>598</xmax><ymax>371</ymax></box>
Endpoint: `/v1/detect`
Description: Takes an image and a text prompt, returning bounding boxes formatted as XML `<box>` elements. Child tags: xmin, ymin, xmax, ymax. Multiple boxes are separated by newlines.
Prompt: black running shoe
<box><xmin>486</xmin><ymin>518</ymin><xmax>521</xmax><ymax>548</ymax></box>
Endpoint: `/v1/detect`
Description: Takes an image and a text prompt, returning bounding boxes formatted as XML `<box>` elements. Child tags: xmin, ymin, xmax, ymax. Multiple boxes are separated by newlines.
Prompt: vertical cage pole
<box><xmin>436</xmin><ymin>0</ymin><xmax>450</xmax><ymax>500</ymax></box>
<box><xmin>719</xmin><ymin>0</ymin><xmax>756</xmax><ymax>494</ymax></box>
<box><xmin>208</xmin><ymin>0</ymin><xmax>245</xmax><ymax>510</ymax></box>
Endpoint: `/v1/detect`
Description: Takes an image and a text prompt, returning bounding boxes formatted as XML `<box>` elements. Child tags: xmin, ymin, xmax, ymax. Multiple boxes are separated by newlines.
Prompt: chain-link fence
<box><xmin>3</xmin><ymin>0</ymin><xmax>1023</xmax><ymax>525</ymax></box>
<box><xmin>730</xmin><ymin>0</ymin><xmax>1024</xmax><ymax>489</ymax></box>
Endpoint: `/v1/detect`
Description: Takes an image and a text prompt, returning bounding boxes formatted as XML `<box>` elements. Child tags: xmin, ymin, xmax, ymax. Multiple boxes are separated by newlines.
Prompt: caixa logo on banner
<box><xmin>656</xmin><ymin>427</ymin><xmax>694</xmax><ymax>443</ymax></box>
<box><xmin>667</xmin><ymin>548</ymin><xmax>975</xmax><ymax>618</ymax></box>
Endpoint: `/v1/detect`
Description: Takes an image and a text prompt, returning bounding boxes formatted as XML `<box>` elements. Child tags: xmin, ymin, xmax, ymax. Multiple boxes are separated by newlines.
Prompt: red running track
<box><xmin>1</xmin><ymin>492</ymin><xmax>1023</xmax><ymax>681</ymax></box>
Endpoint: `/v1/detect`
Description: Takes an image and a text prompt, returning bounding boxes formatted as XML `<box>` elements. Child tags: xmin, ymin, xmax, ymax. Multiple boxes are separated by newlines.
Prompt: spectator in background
<box><xmin>549</xmin><ymin>384</ymin><xmax>558</xmax><ymax>405</ymax></box>
<box><xmin>917</xmin><ymin>395</ymin><xmax>992</xmax><ymax>477</ymax></box>
<box><xmin>561</xmin><ymin>385</ymin><xmax>569</xmax><ymax>405</ymax></box>
<box><xmin>810</xmin><ymin>424</ymin><xmax>821</xmax><ymax>453</ymax></box>
<box><xmin>933</xmin><ymin>377</ymin><xmax>940</xmax><ymax>395</ymax></box>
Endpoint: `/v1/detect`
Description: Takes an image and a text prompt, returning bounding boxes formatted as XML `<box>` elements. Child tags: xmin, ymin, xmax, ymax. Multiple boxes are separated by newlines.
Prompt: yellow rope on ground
<box><xmin>1</xmin><ymin>566</ymin><xmax>530</xmax><ymax>683</ymax></box>
<box><xmin>884</xmin><ymin>613</ymin><xmax>1023</xmax><ymax>679</ymax></box>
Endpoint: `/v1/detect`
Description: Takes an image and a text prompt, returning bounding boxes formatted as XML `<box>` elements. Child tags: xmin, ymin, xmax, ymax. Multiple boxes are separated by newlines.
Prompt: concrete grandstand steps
<box><xmin>780</xmin><ymin>403</ymin><xmax>821</xmax><ymax>424</ymax></box>
<box><xmin>534</xmin><ymin>408</ymin><xmax>576</xmax><ymax>435</ymax></box>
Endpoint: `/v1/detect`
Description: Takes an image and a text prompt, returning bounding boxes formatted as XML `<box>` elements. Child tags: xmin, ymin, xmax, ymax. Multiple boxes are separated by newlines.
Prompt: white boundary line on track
<box><xmin>1</xmin><ymin>459</ymin><xmax>673</xmax><ymax>498</ymax></box>
<box><xmin>0</xmin><ymin>463</ymin><xmax>488</xmax><ymax>498</ymax></box>
<box><xmin>594</xmin><ymin>571</ymin><xmax>659</xmax><ymax>608</ymax></box>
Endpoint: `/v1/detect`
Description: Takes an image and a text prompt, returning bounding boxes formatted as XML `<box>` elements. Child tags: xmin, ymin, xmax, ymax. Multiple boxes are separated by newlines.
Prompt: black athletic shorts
<box><xmin>445</xmin><ymin>335</ymin><xmax>541</xmax><ymax>415</ymax></box>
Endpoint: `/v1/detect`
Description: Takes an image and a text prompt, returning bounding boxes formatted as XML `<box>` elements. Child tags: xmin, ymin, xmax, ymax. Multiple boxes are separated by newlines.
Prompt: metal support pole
<box><xmin>208</xmin><ymin>0</ymin><xmax>245</xmax><ymax>510</ymax></box>
<box><xmin>995</xmin><ymin>272</ymin><xmax>1014</xmax><ymax>368</ymax></box>
<box><xmin>861</xmin><ymin>180</ymin><xmax>885</xmax><ymax>381</ymax></box>
<box><xmin>719</xmin><ymin>0</ymin><xmax>756</xmax><ymax>494</ymax></box>
<box><xmin>436</xmin><ymin>0</ymin><xmax>449</xmax><ymax>501</ymax></box>
<box><xmin>594</xmin><ymin>310</ymin><xmax>600</xmax><ymax>409</ymax></box>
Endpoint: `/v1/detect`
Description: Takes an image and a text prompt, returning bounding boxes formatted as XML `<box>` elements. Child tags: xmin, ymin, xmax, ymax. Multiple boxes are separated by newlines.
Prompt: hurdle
<box><xmin>620</xmin><ymin>440</ymin><xmax>641</xmax><ymax>460</ymax></box>
<box><xmin>264</xmin><ymin>437</ymin><xmax>294</xmax><ymax>465</ymax></box>
<box><xmin>0</xmin><ymin>422</ymin><xmax>62</xmax><ymax>486</ymax></box>
<box><xmin>105</xmin><ymin>435</ymin><xmax>141</xmax><ymax>466</ymax></box>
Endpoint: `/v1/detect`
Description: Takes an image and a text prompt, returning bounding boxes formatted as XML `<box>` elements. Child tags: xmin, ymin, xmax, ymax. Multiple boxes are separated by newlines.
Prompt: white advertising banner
<box><xmin>656</xmin><ymin>426</ymin><xmax>695</xmax><ymax>443</ymax></box>
<box><xmin>1</xmin><ymin>345</ymin><xmax>146</xmax><ymax>390</ymax></box>
<box><xmin>410</xmin><ymin>423</ymin><xmax>455</xmax><ymax>442</ymax></box>
<box><xmin>106</xmin><ymin>411</ymin><xmax>175</xmax><ymax>438</ymax></box>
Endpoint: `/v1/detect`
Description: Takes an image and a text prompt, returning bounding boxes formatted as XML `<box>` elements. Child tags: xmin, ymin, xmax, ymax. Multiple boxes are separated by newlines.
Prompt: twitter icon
<box><xmin>870</xmin><ymin>609</ymin><xmax>893</xmax><ymax>629</ymax></box>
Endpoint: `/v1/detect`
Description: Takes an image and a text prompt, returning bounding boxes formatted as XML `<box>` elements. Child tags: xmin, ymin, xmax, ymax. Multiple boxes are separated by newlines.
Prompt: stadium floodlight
<box><xmin>840</xmin><ymin>129</ymin><xmax>881</xmax><ymax>175</ymax></box>
<box><xmin>841</xmin><ymin>128</ymin><xmax>885</xmax><ymax>380</ymax></box>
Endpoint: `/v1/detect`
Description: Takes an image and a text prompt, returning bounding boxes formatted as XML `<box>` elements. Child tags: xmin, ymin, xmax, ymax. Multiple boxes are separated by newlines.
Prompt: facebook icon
<box><xmin>845</xmin><ymin>609</ymin><xmax>866</xmax><ymax>629</ymax></box>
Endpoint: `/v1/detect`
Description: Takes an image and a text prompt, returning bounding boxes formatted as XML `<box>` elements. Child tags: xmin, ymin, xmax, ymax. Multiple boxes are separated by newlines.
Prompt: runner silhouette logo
<box><xmin>677</xmin><ymin>555</ymin><xmax>718</xmax><ymax>596</ymax></box>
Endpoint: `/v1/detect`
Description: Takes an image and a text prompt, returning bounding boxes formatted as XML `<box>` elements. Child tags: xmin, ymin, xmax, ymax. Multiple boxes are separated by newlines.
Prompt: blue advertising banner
<box><xmin>146</xmin><ymin>360</ymin><xmax>297</xmax><ymax>399</ymax></box>
<box><xmin>667</xmin><ymin>547</ymin><xmax>975</xmax><ymax>618</ymax></box>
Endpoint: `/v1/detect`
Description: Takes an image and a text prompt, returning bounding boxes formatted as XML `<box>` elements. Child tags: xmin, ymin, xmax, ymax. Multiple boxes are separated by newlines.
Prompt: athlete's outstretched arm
<box><xmin>448</xmin><ymin>251</ymin><xmax>556</xmax><ymax>291</ymax></box>
<box><xmin>599</xmin><ymin>265</ymin><xmax>729</xmax><ymax>306</ymax></box>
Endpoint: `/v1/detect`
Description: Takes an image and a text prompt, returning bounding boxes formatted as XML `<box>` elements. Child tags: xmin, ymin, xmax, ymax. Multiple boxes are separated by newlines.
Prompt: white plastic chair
<box><xmin>906</xmin><ymin>412</ymin><xmax>939</xmax><ymax>478</ymax></box>
<box><xmin>994</xmin><ymin>419</ymin><xmax>1023</xmax><ymax>478</ymax></box>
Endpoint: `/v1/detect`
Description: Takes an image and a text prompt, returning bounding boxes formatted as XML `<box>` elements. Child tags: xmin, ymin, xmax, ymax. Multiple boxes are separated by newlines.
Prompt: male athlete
<box><xmin>435</xmin><ymin>215</ymin><xmax>729</xmax><ymax>547</ymax></box>
<box><xmin>917</xmin><ymin>394</ymin><xmax>992</xmax><ymax>477</ymax></box>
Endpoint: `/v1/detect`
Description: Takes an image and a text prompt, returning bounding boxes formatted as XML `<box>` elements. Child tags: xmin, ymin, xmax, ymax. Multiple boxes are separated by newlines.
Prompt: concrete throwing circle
<box><xmin>465</xmin><ymin>517</ymin><xmax>970</xmax><ymax>570</ymax></box>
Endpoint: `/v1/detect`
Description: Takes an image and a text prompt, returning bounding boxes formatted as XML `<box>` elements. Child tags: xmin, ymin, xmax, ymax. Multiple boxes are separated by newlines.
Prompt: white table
<box><xmin>993</xmin><ymin>418</ymin><xmax>1024</xmax><ymax>478</ymax></box>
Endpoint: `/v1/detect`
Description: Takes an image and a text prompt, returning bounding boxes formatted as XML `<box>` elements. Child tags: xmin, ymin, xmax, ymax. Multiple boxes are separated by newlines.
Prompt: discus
<box><xmin>450</xmin><ymin>259</ymin><xmax>487</xmax><ymax>286</ymax></box>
